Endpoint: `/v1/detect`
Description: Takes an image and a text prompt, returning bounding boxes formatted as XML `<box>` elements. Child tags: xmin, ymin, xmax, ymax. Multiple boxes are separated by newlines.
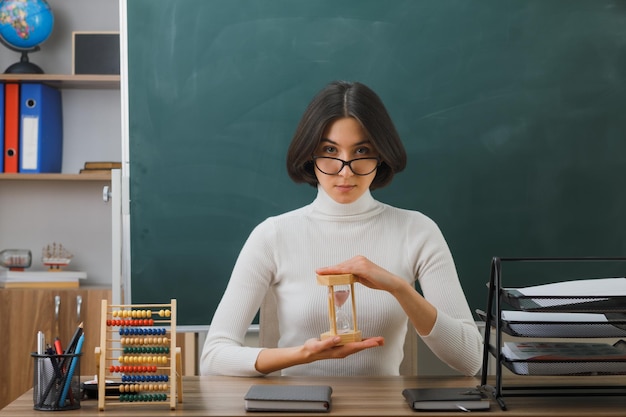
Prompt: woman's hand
<box><xmin>315</xmin><ymin>255</ymin><xmax>404</xmax><ymax>295</ymax></box>
<box><xmin>316</xmin><ymin>255</ymin><xmax>438</xmax><ymax>337</ymax></box>
<box><xmin>302</xmin><ymin>336</ymin><xmax>385</xmax><ymax>361</ymax></box>
<box><xmin>254</xmin><ymin>335</ymin><xmax>384</xmax><ymax>374</ymax></box>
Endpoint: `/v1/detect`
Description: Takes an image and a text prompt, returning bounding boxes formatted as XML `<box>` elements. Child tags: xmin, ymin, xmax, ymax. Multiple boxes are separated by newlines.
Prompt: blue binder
<box><xmin>0</xmin><ymin>83</ymin><xmax>4</xmax><ymax>172</ymax></box>
<box><xmin>19</xmin><ymin>83</ymin><xmax>63</xmax><ymax>173</ymax></box>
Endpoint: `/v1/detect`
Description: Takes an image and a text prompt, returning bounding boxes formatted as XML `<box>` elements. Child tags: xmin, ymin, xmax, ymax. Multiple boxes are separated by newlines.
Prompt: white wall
<box><xmin>0</xmin><ymin>0</ymin><xmax>121</xmax><ymax>286</ymax></box>
<box><xmin>0</xmin><ymin>0</ymin><xmax>121</xmax><ymax>174</ymax></box>
<box><xmin>0</xmin><ymin>0</ymin><xmax>120</xmax><ymax>74</ymax></box>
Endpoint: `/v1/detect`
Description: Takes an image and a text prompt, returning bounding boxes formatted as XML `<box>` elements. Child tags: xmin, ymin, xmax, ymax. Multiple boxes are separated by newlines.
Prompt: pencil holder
<box><xmin>32</xmin><ymin>352</ymin><xmax>82</xmax><ymax>411</ymax></box>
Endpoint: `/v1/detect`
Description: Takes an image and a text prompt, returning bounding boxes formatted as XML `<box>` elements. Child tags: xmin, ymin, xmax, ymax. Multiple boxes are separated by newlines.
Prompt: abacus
<box><xmin>95</xmin><ymin>299</ymin><xmax>183</xmax><ymax>410</ymax></box>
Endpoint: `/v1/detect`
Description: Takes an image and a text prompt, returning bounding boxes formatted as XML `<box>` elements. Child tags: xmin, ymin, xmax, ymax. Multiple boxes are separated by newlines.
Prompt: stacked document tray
<box><xmin>501</xmin><ymin>340</ymin><xmax>626</xmax><ymax>376</ymax></box>
<box><xmin>497</xmin><ymin>277</ymin><xmax>626</xmax><ymax>375</ymax></box>
<box><xmin>502</xmin><ymin>277</ymin><xmax>626</xmax><ymax>313</ymax></box>
<box><xmin>499</xmin><ymin>311</ymin><xmax>626</xmax><ymax>338</ymax></box>
<box><xmin>479</xmin><ymin>258</ymin><xmax>626</xmax><ymax>409</ymax></box>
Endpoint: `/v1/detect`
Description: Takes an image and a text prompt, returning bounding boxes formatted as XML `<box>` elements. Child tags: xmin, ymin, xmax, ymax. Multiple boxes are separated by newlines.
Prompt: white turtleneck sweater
<box><xmin>200</xmin><ymin>187</ymin><xmax>483</xmax><ymax>377</ymax></box>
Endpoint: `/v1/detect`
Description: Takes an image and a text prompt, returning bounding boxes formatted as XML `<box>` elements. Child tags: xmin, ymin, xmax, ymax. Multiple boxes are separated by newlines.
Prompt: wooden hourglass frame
<box><xmin>317</xmin><ymin>273</ymin><xmax>362</xmax><ymax>345</ymax></box>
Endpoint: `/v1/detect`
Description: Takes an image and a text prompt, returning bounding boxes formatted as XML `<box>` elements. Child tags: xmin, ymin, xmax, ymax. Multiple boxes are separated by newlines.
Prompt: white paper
<box><xmin>512</xmin><ymin>277</ymin><xmax>626</xmax><ymax>308</ymax></box>
<box><xmin>502</xmin><ymin>311</ymin><xmax>609</xmax><ymax>323</ymax></box>
<box><xmin>21</xmin><ymin>116</ymin><xmax>39</xmax><ymax>170</ymax></box>
<box><xmin>517</xmin><ymin>277</ymin><xmax>626</xmax><ymax>297</ymax></box>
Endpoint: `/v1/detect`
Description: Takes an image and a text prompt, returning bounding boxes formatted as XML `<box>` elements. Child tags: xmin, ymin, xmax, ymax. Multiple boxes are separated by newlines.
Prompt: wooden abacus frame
<box><xmin>95</xmin><ymin>299</ymin><xmax>183</xmax><ymax>410</ymax></box>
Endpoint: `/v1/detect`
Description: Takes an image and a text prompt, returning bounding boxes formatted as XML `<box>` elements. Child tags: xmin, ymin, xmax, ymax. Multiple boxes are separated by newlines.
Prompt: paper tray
<box><xmin>501</xmin><ymin>340</ymin><xmax>626</xmax><ymax>375</ymax></box>
<box><xmin>500</xmin><ymin>311</ymin><xmax>626</xmax><ymax>338</ymax></box>
<box><xmin>503</xmin><ymin>360</ymin><xmax>626</xmax><ymax>376</ymax></box>
<box><xmin>502</xmin><ymin>277</ymin><xmax>626</xmax><ymax>313</ymax></box>
<box><xmin>502</xmin><ymin>291</ymin><xmax>626</xmax><ymax>312</ymax></box>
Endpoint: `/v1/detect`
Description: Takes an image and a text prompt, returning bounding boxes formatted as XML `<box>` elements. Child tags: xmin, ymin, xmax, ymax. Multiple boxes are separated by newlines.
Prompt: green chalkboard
<box><xmin>128</xmin><ymin>0</ymin><xmax>626</xmax><ymax>326</ymax></box>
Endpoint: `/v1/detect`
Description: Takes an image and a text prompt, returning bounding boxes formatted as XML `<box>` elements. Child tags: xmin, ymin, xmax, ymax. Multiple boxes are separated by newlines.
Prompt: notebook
<box><xmin>402</xmin><ymin>387</ymin><xmax>490</xmax><ymax>411</ymax></box>
<box><xmin>244</xmin><ymin>384</ymin><xmax>332</xmax><ymax>412</ymax></box>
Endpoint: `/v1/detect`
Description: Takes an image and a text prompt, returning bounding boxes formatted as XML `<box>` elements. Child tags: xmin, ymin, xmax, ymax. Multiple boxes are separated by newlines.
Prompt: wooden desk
<box><xmin>1</xmin><ymin>375</ymin><xmax>625</xmax><ymax>416</ymax></box>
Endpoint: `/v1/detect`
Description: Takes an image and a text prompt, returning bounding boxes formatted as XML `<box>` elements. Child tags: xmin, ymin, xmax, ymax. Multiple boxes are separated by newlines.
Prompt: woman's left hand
<box><xmin>315</xmin><ymin>255</ymin><xmax>403</xmax><ymax>294</ymax></box>
<box><xmin>318</xmin><ymin>255</ymin><xmax>439</xmax><ymax>338</ymax></box>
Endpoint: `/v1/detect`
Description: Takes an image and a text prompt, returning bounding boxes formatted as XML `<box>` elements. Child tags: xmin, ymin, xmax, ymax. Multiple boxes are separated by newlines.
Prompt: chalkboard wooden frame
<box><xmin>127</xmin><ymin>0</ymin><xmax>626</xmax><ymax>326</ymax></box>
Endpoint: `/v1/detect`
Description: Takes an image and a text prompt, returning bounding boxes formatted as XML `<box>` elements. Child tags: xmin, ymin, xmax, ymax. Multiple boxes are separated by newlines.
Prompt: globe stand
<box><xmin>0</xmin><ymin>38</ymin><xmax>44</xmax><ymax>74</ymax></box>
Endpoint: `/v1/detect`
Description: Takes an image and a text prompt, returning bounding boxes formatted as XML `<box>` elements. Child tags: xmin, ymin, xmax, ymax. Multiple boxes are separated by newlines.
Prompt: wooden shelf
<box><xmin>0</xmin><ymin>74</ymin><xmax>120</xmax><ymax>89</ymax></box>
<box><xmin>0</xmin><ymin>173</ymin><xmax>111</xmax><ymax>181</ymax></box>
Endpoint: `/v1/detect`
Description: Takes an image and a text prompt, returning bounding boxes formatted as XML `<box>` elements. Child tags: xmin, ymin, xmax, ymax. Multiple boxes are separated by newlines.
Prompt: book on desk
<box><xmin>402</xmin><ymin>387</ymin><xmax>490</xmax><ymax>411</ymax></box>
<box><xmin>244</xmin><ymin>384</ymin><xmax>332</xmax><ymax>412</ymax></box>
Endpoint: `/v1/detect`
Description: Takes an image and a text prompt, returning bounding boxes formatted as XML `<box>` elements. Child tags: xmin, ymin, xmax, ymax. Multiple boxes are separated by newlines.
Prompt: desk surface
<box><xmin>1</xmin><ymin>375</ymin><xmax>626</xmax><ymax>416</ymax></box>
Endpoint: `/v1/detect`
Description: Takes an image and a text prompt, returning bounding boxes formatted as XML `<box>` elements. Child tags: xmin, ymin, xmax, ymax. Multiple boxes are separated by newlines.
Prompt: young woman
<box><xmin>200</xmin><ymin>81</ymin><xmax>482</xmax><ymax>377</ymax></box>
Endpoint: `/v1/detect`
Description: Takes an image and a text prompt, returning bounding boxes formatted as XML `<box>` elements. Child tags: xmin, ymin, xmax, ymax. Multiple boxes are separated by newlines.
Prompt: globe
<box><xmin>0</xmin><ymin>0</ymin><xmax>54</xmax><ymax>73</ymax></box>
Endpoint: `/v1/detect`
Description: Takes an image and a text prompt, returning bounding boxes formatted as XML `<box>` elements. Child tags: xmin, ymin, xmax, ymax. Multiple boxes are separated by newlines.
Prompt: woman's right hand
<box><xmin>255</xmin><ymin>336</ymin><xmax>384</xmax><ymax>374</ymax></box>
<box><xmin>302</xmin><ymin>336</ymin><xmax>385</xmax><ymax>361</ymax></box>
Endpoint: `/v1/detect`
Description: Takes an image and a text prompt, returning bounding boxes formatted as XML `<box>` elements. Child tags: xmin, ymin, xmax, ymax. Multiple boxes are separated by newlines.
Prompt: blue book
<box><xmin>0</xmin><ymin>83</ymin><xmax>4</xmax><ymax>172</ymax></box>
<box><xmin>19</xmin><ymin>83</ymin><xmax>63</xmax><ymax>173</ymax></box>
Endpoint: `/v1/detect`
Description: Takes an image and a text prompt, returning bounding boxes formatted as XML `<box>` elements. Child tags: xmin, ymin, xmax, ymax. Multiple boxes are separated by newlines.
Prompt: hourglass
<box><xmin>316</xmin><ymin>273</ymin><xmax>362</xmax><ymax>345</ymax></box>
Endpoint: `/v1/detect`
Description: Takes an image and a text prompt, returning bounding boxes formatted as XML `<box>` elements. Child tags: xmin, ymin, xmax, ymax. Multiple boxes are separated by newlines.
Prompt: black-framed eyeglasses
<box><xmin>312</xmin><ymin>156</ymin><xmax>381</xmax><ymax>176</ymax></box>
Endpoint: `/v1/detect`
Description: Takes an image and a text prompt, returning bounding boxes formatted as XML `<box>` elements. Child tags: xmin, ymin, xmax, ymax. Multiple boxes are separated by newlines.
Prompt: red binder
<box><xmin>4</xmin><ymin>83</ymin><xmax>20</xmax><ymax>173</ymax></box>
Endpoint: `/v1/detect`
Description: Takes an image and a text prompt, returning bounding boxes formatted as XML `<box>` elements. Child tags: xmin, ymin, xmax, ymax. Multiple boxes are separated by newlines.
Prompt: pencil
<box><xmin>66</xmin><ymin>322</ymin><xmax>84</xmax><ymax>353</ymax></box>
<box><xmin>57</xmin><ymin>333</ymin><xmax>85</xmax><ymax>407</ymax></box>
<box><xmin>60</xmin><ymin>322</ymin><xmax>83</xmax><ymax>370</ymax></box>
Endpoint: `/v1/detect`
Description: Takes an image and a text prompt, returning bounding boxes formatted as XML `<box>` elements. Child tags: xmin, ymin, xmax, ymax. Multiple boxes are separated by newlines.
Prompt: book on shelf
<box><xmin>244</xmin><ymin>384</ymin><xmax>332</xmax><ymax>412</ymax></box>
<box><xmin>402</xmin><ymin>387</ymin><xmax>490</xmax><ymax>411</ymax></box>
<box><xmin>79</xmin><ymin>161</ymin><xmax>121</xmax><ymax>174</ymax></box>
<box><xmin>0</xmin><ymin>270</ymin><xmax>87</xmax><ymax>288</ymax></box>
<box><xmin>79</xmin><ymin>168</ymin><xmax>114</xmax><ymax>174</ymax></box>
<box><xmin>83</xmin><ymin>161</ymin><xmax>121</xmax><ymax>170</ymax></box>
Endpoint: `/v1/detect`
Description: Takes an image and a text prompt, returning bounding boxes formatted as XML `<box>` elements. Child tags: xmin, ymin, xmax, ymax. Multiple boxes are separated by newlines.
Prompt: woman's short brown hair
<box><xmin>286</xmin><ymin>81</ymin><xmax>407</xmax><ymax>190</ymax></box>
